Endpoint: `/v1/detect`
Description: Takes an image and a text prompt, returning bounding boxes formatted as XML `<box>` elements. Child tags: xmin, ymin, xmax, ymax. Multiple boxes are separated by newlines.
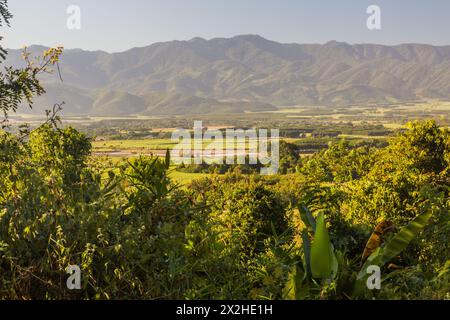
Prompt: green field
<box><xmin>92</xmin><ymin>139</ymin><xmax>178</xmax><ymax>152</ymax></box>
<box><xmin>169</xmin><ymin>169</ymin><xmax>211</xmax><ymax>186</ymax></box>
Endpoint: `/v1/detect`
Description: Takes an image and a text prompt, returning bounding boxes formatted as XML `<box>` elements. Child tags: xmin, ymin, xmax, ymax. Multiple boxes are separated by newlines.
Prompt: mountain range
<box><xmin>5</xmin><ymin>35</ymin><xmax>450</xmax><ymax>115</ymax></box>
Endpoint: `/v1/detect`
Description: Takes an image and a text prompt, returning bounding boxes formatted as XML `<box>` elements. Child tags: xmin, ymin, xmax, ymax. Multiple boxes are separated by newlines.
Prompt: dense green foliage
<box><xmin>1</xmin><ymin>1</ymin><xmax>449</xmax><ymax>300</ymax></box>
<box><xmin>0</xmin><ymin>120</ymin><xmax>449</xmax><ymax>299</ymax></box>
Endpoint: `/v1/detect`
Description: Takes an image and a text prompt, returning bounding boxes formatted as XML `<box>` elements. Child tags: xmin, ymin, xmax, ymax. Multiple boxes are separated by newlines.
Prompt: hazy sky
<box><xmin>2</xmin><ymin>0</ymin><xmax>450</xmax><ymax>52</ymax></box>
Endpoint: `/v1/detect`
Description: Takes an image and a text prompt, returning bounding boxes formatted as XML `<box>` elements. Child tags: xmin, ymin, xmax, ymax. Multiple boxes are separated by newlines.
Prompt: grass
<box><xmin>169</xmin><ymin>169</ymin><xmax>211</xmax><ymax>187</ymax></box>
<box><xmin>91</xmin><ymin>155</ymin><xmax>211</xmax><ymax>187</ymax></box>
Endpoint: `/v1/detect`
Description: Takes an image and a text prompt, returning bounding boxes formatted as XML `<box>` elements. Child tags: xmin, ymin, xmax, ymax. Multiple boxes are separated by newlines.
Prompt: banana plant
<box><xmin>353</xmin><ymin>210</ymin><xmax>432</xmax><ymax>297</ymax></box>
<box><xmin>284</xmin><ymin>204</ymin><xmax>433</xmax><ymax>300</ymax></box>
<box><xmin>284</xmin><ymin>204</ymin><xmax>338</xmax><ymax>299</ymax></box>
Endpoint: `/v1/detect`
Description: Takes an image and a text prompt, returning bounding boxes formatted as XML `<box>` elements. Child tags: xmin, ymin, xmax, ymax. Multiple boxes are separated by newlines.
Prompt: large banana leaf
<box><xmin>310</xmin><ymin>212</ymin><xmax>337</xmax><ymax>279</ymax></box>
<box><xmin>378</xmin><ymin>211</ymin><xmax>432</xmax><ymax>265</ymax></box>
<box><xmin>358</xmin><ymin>211</ymin><xmax>432</xmax><ymax>279</ymax></box>
<box><xmin>354</xmin><ymin>211</ymin><xmax>432</xmax><ymax>296</ymax></box>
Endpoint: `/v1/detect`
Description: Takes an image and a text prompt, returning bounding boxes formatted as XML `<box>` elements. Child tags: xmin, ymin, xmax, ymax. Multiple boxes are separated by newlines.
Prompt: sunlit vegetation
<box><xmin>1</xmin><ymin>118</ymin><xmax>449</xmax><ymax>299</ymax></box>
<box><xmin>1</xmin><ymin>2</ymin><xmax>449</xmax><ymax>300</ymax></box>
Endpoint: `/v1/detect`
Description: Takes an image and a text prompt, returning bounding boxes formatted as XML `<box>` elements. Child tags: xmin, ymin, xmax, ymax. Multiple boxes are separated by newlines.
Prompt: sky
<box><xmin>2</xmin><ymin>0</ymin><xmax>450</xmax><ymax>52</ymax></box>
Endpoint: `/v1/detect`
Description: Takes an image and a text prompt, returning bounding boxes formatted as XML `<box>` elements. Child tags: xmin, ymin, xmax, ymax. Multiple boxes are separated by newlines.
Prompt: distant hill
<box><xmin>6</xmin><ymin>35</ymin><xmax>450</xmax><ymax>115</ymax></box>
